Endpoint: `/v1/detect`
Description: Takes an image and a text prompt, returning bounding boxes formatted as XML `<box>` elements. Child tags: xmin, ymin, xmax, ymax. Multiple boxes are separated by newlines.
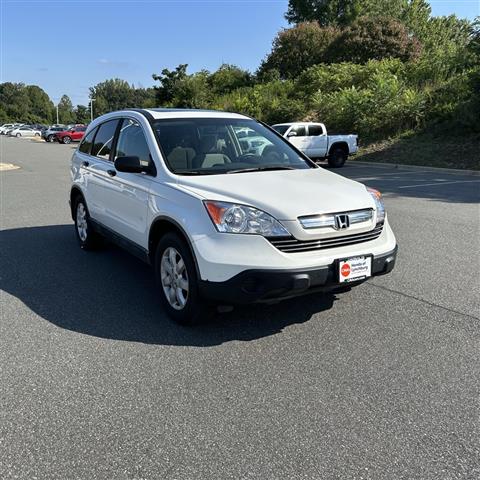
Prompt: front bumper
<box><xmin>199</xmin><ymin>245</ymin><xmax>397</xmax><ymax>304</ymax></box>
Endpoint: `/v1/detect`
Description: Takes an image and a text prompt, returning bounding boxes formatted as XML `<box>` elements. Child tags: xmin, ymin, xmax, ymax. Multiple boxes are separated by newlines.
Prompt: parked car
<box><xmin>42</xmin><ymin>126</ymin><xmax>67</xmax><ymax>142</ymax></box>
<box><xmin>272</xmin><ymin>122</ymin><xmax>358</xmax><ymax>168</ymax></box>
<box><xmin>70</xmin><ymin>109</ymin><xmax>397</xmax><ymax>325</ymax></box>
<box><xmin>9</xmin><ymin>126</ymin><xmax>41</xmax><ymax>137</ymax></box>
<box><xmin>0</xmin><ymin>123</ymin><xmax>22</xmax><ymax>135</ymax></box>
<box><xmin>55</xmin><ymin>125</ymin><xmax>87</xmax><ymax>144</ymax></box>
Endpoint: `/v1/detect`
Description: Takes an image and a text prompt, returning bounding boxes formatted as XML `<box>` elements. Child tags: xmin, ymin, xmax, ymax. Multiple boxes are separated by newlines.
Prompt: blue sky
<box><xmin>2</xmin><ymin>0</ymin><xmax>479</xmax><ymax>106</ymax></box>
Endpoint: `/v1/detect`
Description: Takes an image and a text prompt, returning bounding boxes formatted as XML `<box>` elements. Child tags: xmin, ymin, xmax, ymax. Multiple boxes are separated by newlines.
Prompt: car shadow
<box><xmin>0</xmin><ymin>225</ymin><xmax>336</xmax><ymax>347</ymax></box>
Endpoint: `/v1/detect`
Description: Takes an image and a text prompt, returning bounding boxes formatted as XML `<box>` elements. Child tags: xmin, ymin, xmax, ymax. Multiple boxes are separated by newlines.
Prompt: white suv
<box><xmin>70</xmin><ymin>109</ymin><xmax>397</xmax><ymax>324</ymax></box>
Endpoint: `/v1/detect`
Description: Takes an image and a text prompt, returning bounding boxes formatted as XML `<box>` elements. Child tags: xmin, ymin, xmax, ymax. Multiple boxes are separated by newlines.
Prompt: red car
<box><xmin>55</xmin><ymin>125</ymin><xmax>87</xmax><ymax>144</ymax></box>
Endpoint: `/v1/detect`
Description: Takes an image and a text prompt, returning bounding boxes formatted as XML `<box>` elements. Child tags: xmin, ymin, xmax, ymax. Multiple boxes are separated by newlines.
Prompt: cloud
<box><xmin>97</xmin><ymin>58</ymin><xmax>130</xmax><ymax>68</ymax></box>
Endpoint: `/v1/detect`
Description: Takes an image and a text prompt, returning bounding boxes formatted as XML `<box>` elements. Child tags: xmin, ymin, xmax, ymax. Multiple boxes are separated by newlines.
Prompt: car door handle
<box><xmin>107</xmin><ymin>169</ymin><xmax>117</xmax><ymax>177</ymax></box>
<box><xmin>81</xmin><ymin>161</ymin><xmax>90</xmax><ymax>168</ymax></box>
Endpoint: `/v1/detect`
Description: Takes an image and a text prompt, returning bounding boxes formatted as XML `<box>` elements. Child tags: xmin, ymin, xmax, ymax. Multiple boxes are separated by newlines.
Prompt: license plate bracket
<box><xmin>337</xmin><ymin>255</ymin><xmax>372</xmax><ymax>283</ymax></box>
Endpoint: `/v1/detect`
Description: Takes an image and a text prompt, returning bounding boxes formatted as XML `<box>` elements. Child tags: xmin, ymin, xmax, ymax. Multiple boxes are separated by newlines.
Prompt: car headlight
<box><xmin>204</xmin><ymin>201</ymin><xmax>290</xmax><ymax>237</ymax></box>
<box><xmin>367</xmin><ymin>187</ymin><xmax>385</xmax><ymax>223</ymax></box>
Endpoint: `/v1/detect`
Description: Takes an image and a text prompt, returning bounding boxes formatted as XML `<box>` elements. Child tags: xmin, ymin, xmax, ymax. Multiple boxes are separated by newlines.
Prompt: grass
<box><xmin>354</xmin><ymin>131</ymin><xmax>480</xmax><ymax>170</ymax></box>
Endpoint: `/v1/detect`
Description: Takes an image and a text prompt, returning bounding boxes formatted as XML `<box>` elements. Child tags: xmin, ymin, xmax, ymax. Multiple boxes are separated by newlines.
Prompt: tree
<box><xmin>26</xmin><ymin>85</ymin><xmax>54</xmax><ymax>123</ymax></box>
<box><xmin>89</xmin><ymin>78</ymin><xmax>139</xmax><ymax>116</ymax></box>
<box><xmin>152</xmin><ymin>64</ymin><xmax>188</xmax><ymax>105</ymax></box>
<box><xmin>285</xmin><ymin>0</ymin><xmax>361</xmax><ymax>27</ymax></box>
<box><xmin>58</xmin><ymin>94</ymin><xmax>75</xmax><ymax>124</ymax></box>
<box><xmin>328</xmin><ymin>16</ymin><xmax>422</xmax><ymax>64</ymax></box>
<box><xmin>209</xmin><ymin>64</ymin><xmax>252</xmax><ymax>95</ymax></box>
<box><xmin>258</xmin><ymin>22</ymin><xmax>339</xmax><ymax>79</ymax></box>
<box><xmin>75</xmin><ymin>105</ymin><xmax>90</xmax><ymax>124</ymax></box>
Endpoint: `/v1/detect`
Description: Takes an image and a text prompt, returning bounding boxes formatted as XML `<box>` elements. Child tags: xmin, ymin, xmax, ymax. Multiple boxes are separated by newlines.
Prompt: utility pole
<box><xmin>90</xmin><ymin>98</ymin><xmax>95</xmax><ymax>123</ymax></box>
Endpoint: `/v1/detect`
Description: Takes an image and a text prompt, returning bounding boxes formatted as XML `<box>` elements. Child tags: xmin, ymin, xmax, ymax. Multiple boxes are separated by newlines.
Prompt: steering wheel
<box><xmin>261</xmin><ymin>145</ymin><xmax>283</xmax><ymax>163</ymax></box>
<box><xmin>237</xmin><ymin>153</ymin><xmax>261</xmax><ymax>164</ymax></box>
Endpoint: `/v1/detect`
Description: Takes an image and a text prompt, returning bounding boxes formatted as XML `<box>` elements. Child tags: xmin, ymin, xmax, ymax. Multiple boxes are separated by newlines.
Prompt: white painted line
<box><xmin>398</xmin><ymin>180</ymin><xmax>480</xmax><ymax>189</ymax></box>
<box><xmin>355</xmin><ymin>171</ymin><xmax>425</xmax><ymax>181</ymax></box>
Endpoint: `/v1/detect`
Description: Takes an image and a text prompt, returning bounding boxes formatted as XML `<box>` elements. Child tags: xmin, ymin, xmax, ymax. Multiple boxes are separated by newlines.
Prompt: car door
<box><xmin>286</xmin><ymin>124</ymin><xmax>309</xmax><ymax>155</ymax></box>
<box><xmin>306</xmin><ymin>124</ymin><xmax>328</xmax><ymax>158</ymax></box>
<box><xmin>87</xmin><ymin>118</ymin><xmax>153</xmax><ymax>248</ymax></box>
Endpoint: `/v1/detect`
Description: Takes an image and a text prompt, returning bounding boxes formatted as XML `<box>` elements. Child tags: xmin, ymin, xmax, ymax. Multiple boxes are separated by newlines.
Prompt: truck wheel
<box><xmin>155</xmin><ymin>232</ymin><xmax>209</xmax><ymax>326</ymax></box>
<box><xmin>328</xmin><ymin>148</ymin><xmax>347</xmax><ymax>168</ymax></box>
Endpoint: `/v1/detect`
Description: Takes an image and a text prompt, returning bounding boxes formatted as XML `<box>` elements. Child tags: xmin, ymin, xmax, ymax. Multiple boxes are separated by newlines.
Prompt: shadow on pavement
<box><xmin>0</xmin><ymin>225</ymin><xmax>335</xmax><ymax>346</ymax></box>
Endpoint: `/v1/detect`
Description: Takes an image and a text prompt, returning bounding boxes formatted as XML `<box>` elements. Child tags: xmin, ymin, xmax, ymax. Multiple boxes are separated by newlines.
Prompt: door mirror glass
<box><xmin>115</xmin><ymin>155</ymin><xmax>144</xmax><ymax>173</ymax></box>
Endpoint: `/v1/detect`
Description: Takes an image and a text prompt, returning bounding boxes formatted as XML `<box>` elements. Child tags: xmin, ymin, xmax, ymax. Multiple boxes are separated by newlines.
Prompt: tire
<box><xmin>35</xmin><ymin>133</ymin><xmax>40</xmax><ymax>137</ymax></box>
<box><xmin>62</xmin><ymin>136</ymin><xmax>72</xmax><ymax>144</ymax></box>
<box><xmin>328</xmin><ymin>147</ymin><xmax>347</xmax><ymax>168</ymax></box>
<box><xmin>154</xmin><ymin>232</ymin><xmax>208</xmax><ymax>325</ymax></box>
<box><xmin>73</xmin><ymin>195</ymin><xmax>102</xmax><ymax>250</ymax></box>
<box><xmin>16</xmin><ymin>133</ymin><xmax>21</xmax><ymax>137</ymax></box>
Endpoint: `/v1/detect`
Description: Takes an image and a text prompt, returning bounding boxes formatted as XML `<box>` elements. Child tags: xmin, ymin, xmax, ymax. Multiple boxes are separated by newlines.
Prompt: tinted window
<box><xmin>272</xmin><ymin>125</ymin><xmax>289</xmax><ymax>135</ymax></box>
<box><xmin>308</xmin><ymin>125</ymin><xmax>323</xmax><ymax>136</ymax></box>
<box><xmin>91</xmin><ymin>120</ymin><xmax>119</xmax><ymax>160</ymax></box>
<box><xmin>79</xmin><ymin>127</ymin><xmax>97</xmax><ymax>154</ymax></box>
<box><xmin>114</xmin><ymin>119</ymin><xmax>151</xmax><ymax>166</ymax></box>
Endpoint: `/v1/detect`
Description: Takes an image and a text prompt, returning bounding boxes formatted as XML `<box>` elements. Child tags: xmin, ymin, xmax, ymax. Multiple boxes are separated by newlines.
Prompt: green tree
<box><xmin>285</xmin><ymin>0</ymin><xmax>361</xmax><ymax>27</ymax></box>
<box><xmin>25</xmin><ymin>85</ymin><xmax>54</xmax><ymax>123</ymax></box>
<box><xmin>75</xmin><ymin>105</ymin><xmax>90</xmax><ymax>124</ymax></box>
<box><xmin>152</xmin><ymin>64</ymin><xmax>188</xmax><ymax>105</ymax></box>
<box><xmin>89</xmin><ymin>78</ymin><xmax>139</xmax><ymax>115</ymax></box>
<box><xmin>209</xmin><ymin>64</ymin><xmax>252</xmax><ymax>95</ymax></box>
<box><xmin>58</xmin><ymin>94</ymin><xmax>75</xmax><ymax>124</ymax></box>
<box><xmin>258</xmin><ymin>22</ymin><xmax>339</xmax><ymax>79</ymax></box>
<box><xmin>328</xmin><ymin>16</ymin><xmax>422</xmax><ymax>64</ymax></box>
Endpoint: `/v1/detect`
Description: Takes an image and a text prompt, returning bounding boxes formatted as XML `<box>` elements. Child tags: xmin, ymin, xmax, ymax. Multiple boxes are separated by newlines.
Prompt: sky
<box><xmin>1</xmin><ymin>0</ymin><xmax>479</xmax><ymax>106</ymax></box>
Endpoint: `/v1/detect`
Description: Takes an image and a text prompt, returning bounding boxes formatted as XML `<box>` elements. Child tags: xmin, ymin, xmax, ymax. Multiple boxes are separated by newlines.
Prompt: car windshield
<box><xmin>272</xmin><ymin>125</ymin><xmax>290</xmax><ymax>135</ymax></box>
<box><xmin>152</xmin><ymin>118</ymin><xmax>313</xmax><ymax>175</ymax></box>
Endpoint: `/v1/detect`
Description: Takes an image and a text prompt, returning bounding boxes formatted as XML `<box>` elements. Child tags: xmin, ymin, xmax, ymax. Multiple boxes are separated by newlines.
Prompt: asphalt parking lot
<box><xmin>1</xmin><ymin>136</ymin><xmax>479</xmax><ymax>479</ymax></box>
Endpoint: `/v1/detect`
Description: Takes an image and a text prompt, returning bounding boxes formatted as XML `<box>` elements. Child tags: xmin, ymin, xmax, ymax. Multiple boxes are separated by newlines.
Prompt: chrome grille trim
<box><xmin>269</xmin><ymin>224</ymin><xmax>383</xmax><ymax>253</ymax></box>
<box><xmin>299</xmin><ymin>208</ymin><xmax>373</xmax><ymax>230</ymax></box>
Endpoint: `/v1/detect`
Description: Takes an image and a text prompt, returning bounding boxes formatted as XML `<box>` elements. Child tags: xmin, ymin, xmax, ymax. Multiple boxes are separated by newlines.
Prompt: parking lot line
<box><xmin>397</xmin><ymin>180</ymin><xmax>480</xmax><ymax>189</ymax></box>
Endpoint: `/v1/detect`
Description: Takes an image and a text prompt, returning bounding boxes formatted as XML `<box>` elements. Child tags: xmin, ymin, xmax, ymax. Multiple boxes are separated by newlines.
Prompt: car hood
<box><xmin>176</xmin><ymin>168</ymin><xmax>374</xmax><ymax>220</ymax></box>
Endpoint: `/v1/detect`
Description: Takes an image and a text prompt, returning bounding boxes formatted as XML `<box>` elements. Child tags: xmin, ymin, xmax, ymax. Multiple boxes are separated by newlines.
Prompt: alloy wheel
<box><xmin>76</xmin><ymin>203</ymin><xmax>88</xmax><ymax>242</ymax></box>
<box><xmin>160</xmin><ymin>247</ymin><xmax>189</xmax><ymax>310</ymax></box>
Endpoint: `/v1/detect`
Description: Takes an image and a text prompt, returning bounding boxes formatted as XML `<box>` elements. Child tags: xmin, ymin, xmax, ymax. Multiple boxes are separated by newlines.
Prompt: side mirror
<box><xmin>114</xmin><ymin>156</ymin><xmax>145</xmax><ymax>173</ymax></box>
<box><xmin>287</xmin><ymin>131</ymin><xmax>297</xmax><ymax>137</ymax></box>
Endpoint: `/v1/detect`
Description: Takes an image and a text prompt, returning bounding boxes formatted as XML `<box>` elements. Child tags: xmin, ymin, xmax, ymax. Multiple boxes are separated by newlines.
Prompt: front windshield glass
<box><xmin>272</xmin><ymin>125</ymin><xmax>289</xmax><ymax>135</ymax></box>
<box><xmin>152</xmin><ymin>118</ymin><xmax>313</xmax><ymax>175</ymax></box>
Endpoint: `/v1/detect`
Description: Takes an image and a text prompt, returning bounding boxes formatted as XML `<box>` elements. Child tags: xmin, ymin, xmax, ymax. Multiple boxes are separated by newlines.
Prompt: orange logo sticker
<box><xmin>341</xmin><ymin>263</ymin><xmax>351</xmax><ymax>277</ymax></box>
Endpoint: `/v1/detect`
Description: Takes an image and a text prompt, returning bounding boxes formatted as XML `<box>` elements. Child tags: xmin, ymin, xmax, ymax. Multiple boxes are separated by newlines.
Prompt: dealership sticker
<box><xmin>338</xmin><ymin>256</ymin><xmax>371</xmax><ymax>283</ymax></box>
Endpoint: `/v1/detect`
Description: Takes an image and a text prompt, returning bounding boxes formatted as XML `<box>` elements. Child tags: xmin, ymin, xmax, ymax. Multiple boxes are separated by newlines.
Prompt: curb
<box><xmin>350</xmin><ymin>160</ymin><xmax>480</xmax><ymax>176</ymax></box>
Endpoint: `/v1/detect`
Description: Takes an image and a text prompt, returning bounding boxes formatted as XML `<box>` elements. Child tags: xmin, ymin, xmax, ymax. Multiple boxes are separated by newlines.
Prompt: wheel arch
<box><xmin>328</xmin><ymin>141</ymin><xmax>349</xmax><ymax>156</ymax></box>
<box><xmin>70</xmin><ymin>186</ymin><xmax>85</xmax><ymax>220</ymax></box>
<box><xmin>148</xmin><ymin>216</ymin><xmax>200</xmax><ymax>277</ymax></box>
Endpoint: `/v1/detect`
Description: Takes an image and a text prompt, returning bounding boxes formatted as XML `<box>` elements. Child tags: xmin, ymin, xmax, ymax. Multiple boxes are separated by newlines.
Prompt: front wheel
<box><xmin>155</xmin><ymin>232</ymin><xmax>208</xmax><ymax>325</ymax></box>
<box><xmin>16</xmin><ymin>133</ymin><xmax>21</xmax><ymax>137</ymax></box>
<box><xmin>328</xmin><ymin>148</ymin><xmax>347</xmax><ymax>168</ymax></box>
<box><xmin>47</xmin><ymin>135</ymin><xmax>55</xmax><ymax>142</ymax></box>
<box><xmin>62</xmin><ymin>136</ymin><xmax>72</xmax><ymax>144</ymax></box>
<box><xmin>73</xmin><ymin>196</ymin><xmax>102</xmax><ymax>249</ymax></box>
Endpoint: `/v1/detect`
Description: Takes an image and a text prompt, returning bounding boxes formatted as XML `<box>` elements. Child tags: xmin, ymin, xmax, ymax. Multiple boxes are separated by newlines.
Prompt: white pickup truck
<box><xmin>272</xmin><ymin>122</ymin><xmax>358</xmax><ymax>168</ymax></box>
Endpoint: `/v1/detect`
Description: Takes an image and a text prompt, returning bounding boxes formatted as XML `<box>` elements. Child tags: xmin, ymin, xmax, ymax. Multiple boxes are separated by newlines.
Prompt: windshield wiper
<box><xmin>226</xmin><ymin>166</ymin><xmax>296</xmax><ymax>174</ymax></box>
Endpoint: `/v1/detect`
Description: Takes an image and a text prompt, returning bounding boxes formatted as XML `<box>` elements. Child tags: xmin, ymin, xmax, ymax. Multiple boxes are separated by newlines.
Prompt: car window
<box><xmin>114</xmin><ymin>118</ymin><xmax>151</xmax><ymax>167</ymax></box>
<box><xmin>272</xmin><ymin>125</ymin><xmax>290</xmax><ymax>135</ymax></box>
<box><xmin>308</xmin><ymin>125</ymin><xmax>323</xmax><ymax>136</ymax></box>
<box><xmin>152</xmin><ymin>117</ymin><xmax>313</xmax><ymax>175</ymax></box>
<box><xmin>91</xmin><ymin>120</ymin><xmax>119</xmax><ymax>160</ymax></box>
<box><xmin>78</xmin><ymin>127</ymin><xmax>98</xmax><ymax>154</ymax></box>
<box><xmin>291</xmin><ymin>125</ymin><xmax>306</xmax><ymax>136</ymax></box>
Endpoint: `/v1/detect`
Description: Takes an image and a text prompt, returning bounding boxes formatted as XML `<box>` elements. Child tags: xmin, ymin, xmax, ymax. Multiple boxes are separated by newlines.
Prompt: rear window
<box><xmin>272</xmin><ymin>125</ymin><xmax>289</xmax><ymax>135</ymax></box>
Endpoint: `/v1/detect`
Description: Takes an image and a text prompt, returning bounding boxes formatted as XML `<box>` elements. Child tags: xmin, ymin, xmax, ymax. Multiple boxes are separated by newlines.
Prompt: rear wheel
<box><xmin>16</xmin><ymin>133</ymin><xmax>21</xmax><ymax>137</ymax></box>
<box><xmin>73</xmin><ymin>196</ymin><xmax>102</xmax><ymax>249</ymax></box>
<box><xmin>62</xmin><ymin>136</ymin><xmax>72</xmax><ymax>144</ymax></box>
<box><xmin>328</xmin><ymin>147</ymin><xmax>347</xmax><ymax>168</ymax></box>
<box><xmin>155</xmin><ymin>232</ymin><xmax>208</xmax><ymax>325</ymax></box>
<box><xmin>47</xmin><ymin>135</ymin><xmax>55</xmax><ymax>142</ymax></box>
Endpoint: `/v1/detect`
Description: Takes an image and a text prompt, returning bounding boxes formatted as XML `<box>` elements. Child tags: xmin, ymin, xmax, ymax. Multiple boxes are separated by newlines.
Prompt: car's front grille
<box><xmin>268</xmin><ymin>224</ymin><xmax>384</xmax><ymax>253</ymax></box>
